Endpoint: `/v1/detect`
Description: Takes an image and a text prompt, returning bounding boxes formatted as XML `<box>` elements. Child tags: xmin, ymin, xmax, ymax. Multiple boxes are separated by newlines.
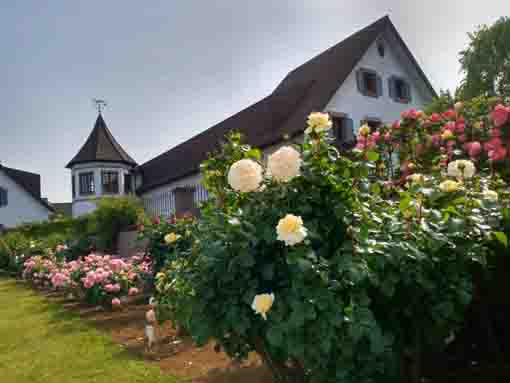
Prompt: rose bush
<box><xmin>22</xmin><ymin>250</ymin><xmax>151</xmax><ymax>307</ymax></box>
<box><xmin>149</xmin><ymin>103</ymin><xmax>508</xmax><ymax>382</ymax></box>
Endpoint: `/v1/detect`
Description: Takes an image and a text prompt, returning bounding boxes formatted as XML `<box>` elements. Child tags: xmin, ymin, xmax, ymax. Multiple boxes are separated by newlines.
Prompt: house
<box><xmin>133</xmin><ymin>16</ymin><xmax>436</xmax><ymax>217</ymax></box>
<box><xmin>0</xmin><ymin>164</ymin><xmax>55</xmax><ymax>228</ymax></box>
<box><xmin>66</xmin><ymin>113</ymin><xmax>137</xmax><ymax>217</ymax></box>
<box><xmin>66</xmin><ymin>16</ymin><xmax>436</xmax><ymax>218</ymax></box>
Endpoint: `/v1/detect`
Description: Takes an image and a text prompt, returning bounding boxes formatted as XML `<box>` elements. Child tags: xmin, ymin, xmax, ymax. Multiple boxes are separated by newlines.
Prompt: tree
<box><xmin>424</xmin><ymin>89</ymin><xmax>454</xmax><ymax>114</ymax></box>
<box><xmin>457</xmin><ymin>17</ymin><xmax>510</xmax><ymax>102</ymax></box>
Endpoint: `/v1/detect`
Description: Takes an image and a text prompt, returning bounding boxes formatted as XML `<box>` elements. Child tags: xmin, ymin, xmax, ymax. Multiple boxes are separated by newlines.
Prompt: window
<box><xmin>389</xmin><ymin>76</ymin><xmax>412</xmax><ymax>103</ymax></box>
<box><xmin>79</xmin><ymin>172</ymin><xmax>95</xmax><ymax>195</ymax></box>
<box><xmin>331</xmin><ymin>115</ymin><xmax>356</xmax><ymax>150</ymax></box>
<box><xmin>0</xmin><ymin>187</ymin><xmax>8</xmax><ymax>207</ymax></box>
<box><xmin>124</xmin><ymin>174</ymin><xmax>132</xmax><ymax>194</ymax></box>
<box><xmin>356</xmin><ymin>69</ymin><xmax>382</xmax><ymax>98</ymax></box>
<box><xmin>377</xmin><ymin>41</ymin><xmax>385</xmax><ymax>57</ymax></box>
<box><xmin>101</xmin><ymin>171</ymin><xmax>119</xmax><ymax>194</ymax></box>
<box><xmin>72</xmin><ymin>175</ymin><xmax>75</xmax><ymax>198</ymax></box>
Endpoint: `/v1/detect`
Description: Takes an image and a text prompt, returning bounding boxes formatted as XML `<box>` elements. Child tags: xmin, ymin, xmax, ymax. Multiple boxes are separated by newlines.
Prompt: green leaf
<box><xmin>366</xmin><ymin>151</ymin><xmax>380</xmax><ymax>162</ymax></box>
<box><xmin>266</xmin><ymin>326</ymin><xmax>284</xmax><ymax>347</ymax></box>
<box><xmin>493</xmin><ymin>232</ymin><xmax>508</xmax><ymax>247</ymax></box>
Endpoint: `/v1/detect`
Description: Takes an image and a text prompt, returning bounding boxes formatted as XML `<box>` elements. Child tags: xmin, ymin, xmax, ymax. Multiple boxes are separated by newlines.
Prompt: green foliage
<box><xmin>457</xmin><ymin>17</ymin><xmax>510</xmax><ymax>102</ymax></box>
<box><xmin>424</xmin><ymin>89</ymin><xmax>455</xmax><ymax>115</ymax></box>
<box><xmin>88</xmin><ymin>196</ymin><xmax>144</xmax><ymax>252</ymax></box>
<box><xmin>1</xmin><ymin>196</ymin><xmax>145</xmax><ymax>272</ymax></box>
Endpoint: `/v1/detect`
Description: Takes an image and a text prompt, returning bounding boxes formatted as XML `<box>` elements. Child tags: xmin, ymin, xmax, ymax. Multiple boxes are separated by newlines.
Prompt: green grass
<box><xmin>0</xmin><ymin>279</ymin><xmax>180</xmax><ymax>383</ymax></box>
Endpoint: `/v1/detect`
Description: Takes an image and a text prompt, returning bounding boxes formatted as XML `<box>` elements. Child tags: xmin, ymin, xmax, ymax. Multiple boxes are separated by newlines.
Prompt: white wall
<box><xmin>325</xmin><ymin>36</ymin><xmax>433</xmax><ymax>133</ymax></box>
<box><xmin>71</xmin><ymin>162</ymin><xmax>134</xmax><ymax>217</ymax></box>
<box><xmin>0</xmin><ymin>170</ymin><xmax>51</xmax><ymax>228</ymax></box>
<box><xmin>140</xmin><ymin>173</ymin><xmax>208</xmax><ymax>217</ymax></box>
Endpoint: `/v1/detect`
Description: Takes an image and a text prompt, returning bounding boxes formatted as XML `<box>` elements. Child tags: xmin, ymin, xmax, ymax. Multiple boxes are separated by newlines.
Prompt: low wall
<box><xmin>117</xmin><ymin>230</ymin><xmax>148</xmax><ymax>258</ymax></box>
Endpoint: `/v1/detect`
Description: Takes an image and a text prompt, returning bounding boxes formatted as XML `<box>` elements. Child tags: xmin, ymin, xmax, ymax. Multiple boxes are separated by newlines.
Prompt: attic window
<box><xmin>377</xmin><ymin>41</ymin><xmax>385</xmax><ymax>57</ymax></box>
<box><xmin>389</xmin><ymin>76</ymin><xmax>412</xmax><ymax>103</ymax></box>
<box><xmin>0</xmin><ymin>187</ymin><xmax>8</xmax><ymax>207</ymax></box>
<box><xmin>356</xmin><ymin>69</ymin><xmax>382</xmax><ymax>98</ymax></box>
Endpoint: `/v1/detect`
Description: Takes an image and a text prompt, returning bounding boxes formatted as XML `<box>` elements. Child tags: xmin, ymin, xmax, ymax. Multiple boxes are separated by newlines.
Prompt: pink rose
<box><xmin>467</xmin><ymin>141</ymin><xmax>482</xmax><ymax>157</ymax></box>
<box><xmin>112</xmin><ymin>298</ymin><xmax>121</xmax><ymax>307</ymax></box>
<box><xmin>491</xmin><ymin>104</ymin><xmax>509</xmax><ymax>127</ymax></box>
<box><xmin>430</xmin><ymin>113</ymin><xmax>442</xmax><ymax>123</ymax></box>
<box><xmin>128</xmin><ymin>287</ymin><xmax>139</xmax><ymax>296</ymax></box>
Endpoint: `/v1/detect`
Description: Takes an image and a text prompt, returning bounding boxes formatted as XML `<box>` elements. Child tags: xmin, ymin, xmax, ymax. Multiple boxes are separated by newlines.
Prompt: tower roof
<box><xmin>66</xmin><ymin>114</ymin><xmax>137</xmax><ymax>168</ymax></box>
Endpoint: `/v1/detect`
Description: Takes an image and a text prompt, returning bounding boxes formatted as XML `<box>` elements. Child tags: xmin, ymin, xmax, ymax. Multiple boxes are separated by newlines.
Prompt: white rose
<box><xmin>276</xmin><ymin>214</ymin><xmax>308</xmax><ymax>246</ymax></box>
<box><xmin>251</xmin><ymin>293</ymin><xmax>275</xmax><ymax>320</ymax></box>
<box><xmin>483</xmin><ymin>190</ymin><xmax>498</xmax><ymax>202</ymax></box>
<box><xmin>227</xmin><ymin>159</ymin><xmax>263</xmax><ymax>192</ymax></box>
<box><xmin>305</xmin><ymin>112</ymin><xmax>332</xmax><ymax>134</ymax></box>
<box><xmin>267</xmin><ymin>146</ymin><xmax>302</xmax><ymax>182</ymax></box>
<box><xmin>447</xmin><ymin>160</ymin><xmax>476</xmax><ymax>179</ymax></box>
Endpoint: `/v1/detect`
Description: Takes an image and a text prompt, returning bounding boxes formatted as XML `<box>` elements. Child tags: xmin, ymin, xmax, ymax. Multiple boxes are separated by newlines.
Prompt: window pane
<box><xmin>79</xmin><ymin>173</ymin><xmax>95</xmax><ymax>195</ymax></box>
<box><xmin>102</xmin><ymin>171</ymin><xmax>119</xmax><ymax>194</ymax></box>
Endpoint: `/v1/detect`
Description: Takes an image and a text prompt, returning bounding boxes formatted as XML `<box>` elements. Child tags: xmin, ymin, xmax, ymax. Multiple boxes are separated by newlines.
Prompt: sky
<box><xmin>1</xmin><ymin>0</ymin><xmax>509</xmax><ymax>203</ymax></box>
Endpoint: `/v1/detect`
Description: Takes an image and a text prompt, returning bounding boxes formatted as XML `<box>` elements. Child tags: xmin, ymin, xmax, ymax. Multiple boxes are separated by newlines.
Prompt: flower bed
<box><xmin>22</xmin><ymin>250</ymin><xmax>151</xmax><ymax>308</ymax></box>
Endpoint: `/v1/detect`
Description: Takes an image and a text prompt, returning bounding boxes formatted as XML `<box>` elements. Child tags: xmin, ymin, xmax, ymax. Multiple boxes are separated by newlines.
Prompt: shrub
<box><xmin>151</xmin><ymin>106</ymin><xmax>508</xmax><ymax>383</ymax></box>
<box><xmin>89</xmin><ymin>196</ymin><xmax>144</xmax><ymax>252</ymax></box>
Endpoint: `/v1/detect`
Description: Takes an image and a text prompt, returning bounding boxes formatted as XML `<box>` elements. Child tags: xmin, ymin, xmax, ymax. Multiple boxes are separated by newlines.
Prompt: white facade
<box><xmin>141</xmin><ymin>173</ymin><xmax>208</xmax><ymax>217</ymax></box>
<box><xmin>71</xmin><ymin>162</ymin><xmax>134</xmax><ymax>217</ymax></box>
<box><xmin>326</xmin><ymin>36</ymin><xmax>432</xmax><ymax>132</ymax></box>
<box><xmin>0</xmin><ymin>169</ymin><xmax>52</xmax><ymax>228</ymax></box>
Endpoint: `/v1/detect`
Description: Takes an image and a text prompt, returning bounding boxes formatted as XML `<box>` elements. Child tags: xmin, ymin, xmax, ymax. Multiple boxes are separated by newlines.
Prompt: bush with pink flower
<box><xmin>22</xmin><ymin>252</ymin><xmax>151</xmax><ymax>307</ymax></box>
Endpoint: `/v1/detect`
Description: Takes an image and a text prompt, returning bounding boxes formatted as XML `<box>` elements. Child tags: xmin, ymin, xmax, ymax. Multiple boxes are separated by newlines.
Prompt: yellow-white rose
<box><xmin>483</xmin><ymin>190</ymin><xmax>498</xmax><ymax>201</ymax></box>
<box><xmin>439</xmin><ymin>180</ymin><xmax>461</xmax><ymax>193</ymax></box>
<box><xmin>359</xmin><ymin>124</ymin><xmax>371</xmax><ymax>137</ymax></box>
<box><xmin>441</xmin><ymin>130</ymin><xmax>454</xmax><ymax>140</ymax></box>
<box><xmin>164</xmin><ymin>232</ymin><xmax>181</xmax><ymax>245</ymax></box>
<box><xmin>276</xmin><ymin>214</ymin><xmax>308</xmax><ymax>246</ymax></box>
<box><xmin>447</xmin><ymin>160</ymin><xmax>476</xmax><ymax>179</ymax></box>
<box><xmin>227</xmin><ymin>159</ymin><xmax>263</xmax><ymax>192</ymax></box>
<box><xmin>305</xmin><ymin>112</ymin><xmax>332</xmax><ymax>134</ymax></box>
<box><xmin>268</xmin><ymin>146</ymin><xmax>302</xmax><ymax>182</ymax></box>
<box><xmin>251</xmin><ymin>293</ymin><xmax>275</xmax><ymax>320</ymax></box>
<box><xmin>454</xmin><ymin>102</ymin><xmax>464</xmax><ymax>112</ymax></box>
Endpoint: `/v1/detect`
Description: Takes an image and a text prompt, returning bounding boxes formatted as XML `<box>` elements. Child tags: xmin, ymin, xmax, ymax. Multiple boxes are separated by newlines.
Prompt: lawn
<box><xmin>0</xmin><ymin>279</ymin><xmax>180</xmax><ymax>383</ymax></box>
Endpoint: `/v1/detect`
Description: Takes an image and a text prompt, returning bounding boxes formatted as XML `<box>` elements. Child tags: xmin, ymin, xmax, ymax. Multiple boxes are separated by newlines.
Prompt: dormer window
<box><xmin>356</xmin><ymin>68</ymin><xmax>382</xmax><ymax>98</ymax></box>
<box><xmin>0</xmin><ymin>187</ymin><xmax>8</xmax><ymax>207</ymax></box>
<box><xmin>102</xmin><ymin>171</ymin><xmax>119</xmax><ymax>194</ymax></box>
<box><xmin>389</xmin><ymin>76</ymin><xmax>412</xmax><ymax>103</ymax></box>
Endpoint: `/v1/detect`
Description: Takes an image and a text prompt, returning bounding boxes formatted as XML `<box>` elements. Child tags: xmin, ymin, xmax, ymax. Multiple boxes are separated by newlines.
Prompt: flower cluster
<box><xmin>22</xmin><ymin>253</ymin><xmax>151</xmax><ymax>307</ymax></box>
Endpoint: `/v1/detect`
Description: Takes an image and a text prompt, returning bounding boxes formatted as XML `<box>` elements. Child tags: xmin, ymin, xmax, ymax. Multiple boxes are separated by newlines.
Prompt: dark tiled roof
<box><xmin>0</xmin><ymin>165</ymin><xmax>55</xmax><ymax>212</ymax></box>
<box><xmin>137</xmin><ymin>16</ymin><xmax>435</xmax><ymax>193</ymax></box>
<box><xmin>66</xmin><ymin>114</ymin><xmax>137</xmax><ymax>168</ymax></box>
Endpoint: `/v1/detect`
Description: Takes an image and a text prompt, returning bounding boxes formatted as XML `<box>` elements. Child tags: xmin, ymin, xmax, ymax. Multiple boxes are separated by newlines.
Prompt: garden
<box><xmin>2</xmin><ymin>98</ymin><xmax>510</xmax><ymax>382</ymax></box>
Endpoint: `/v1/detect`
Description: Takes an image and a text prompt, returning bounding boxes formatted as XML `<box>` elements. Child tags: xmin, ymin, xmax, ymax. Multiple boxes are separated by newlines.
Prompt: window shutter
<box><xmin>405</xmin><ymin>82</ymin><xmax>412</xmax><ymax>102</ymax></box>
<box><xmin>376</xmin><ymin>75</ymin><xmax>383</xmax><ymax>98</ymax></box>
<box><xmin>388</xmin><ymin>77</ymin><xmax>396</xmax><ymax>101</ymax></box>
<box><xmin>356</xmin><ymin>70</ymin><xmax>366</xmax><ymax>94</ymax></box>
<box><xmin>343</xmin><ymin>118</ymin><xmax>356</xmax><ymax>149</ymax></box>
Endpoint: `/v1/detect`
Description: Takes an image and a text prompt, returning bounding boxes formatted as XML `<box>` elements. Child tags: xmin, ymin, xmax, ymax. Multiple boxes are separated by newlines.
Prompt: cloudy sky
<box><xmin>1</xmin><ymin>1</ymin><xmax>508</xmax><ymax>202</ymax></box>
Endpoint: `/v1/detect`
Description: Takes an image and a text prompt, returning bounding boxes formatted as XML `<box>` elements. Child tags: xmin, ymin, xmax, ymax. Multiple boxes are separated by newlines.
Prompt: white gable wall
<box><xmin>0</xmin><ymin>170</ymin><xmax>51</xmax><ymax>228</ymax></box>
<box><xmin>325</xmin><ymin>36</ymin><xmax>432</xmax><ymax>133</ymax></box>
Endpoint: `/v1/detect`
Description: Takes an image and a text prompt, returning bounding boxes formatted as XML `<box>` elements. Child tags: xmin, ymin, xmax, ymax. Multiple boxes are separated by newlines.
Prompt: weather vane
<box><xmin>92</xmin><ymin>98</ymin><xmax>108</xmax><ymax>114</ymax></box>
